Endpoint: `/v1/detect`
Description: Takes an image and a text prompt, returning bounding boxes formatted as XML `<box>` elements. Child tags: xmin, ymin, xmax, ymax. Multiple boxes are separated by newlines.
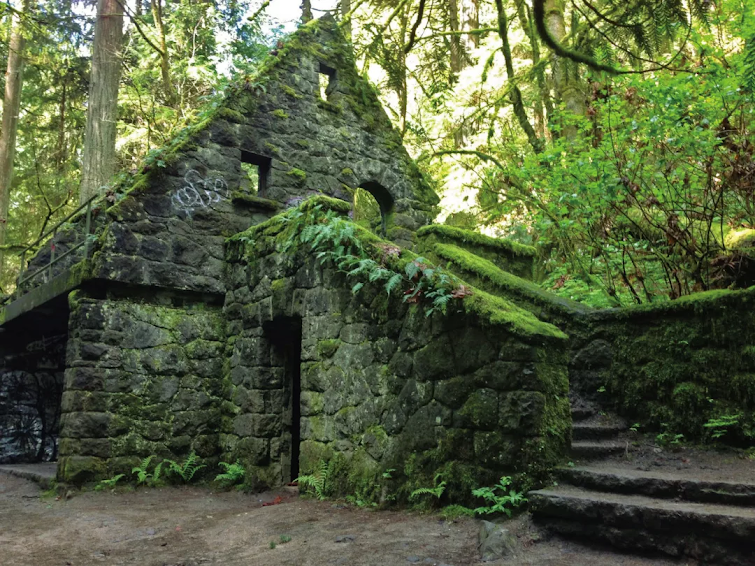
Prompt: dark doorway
<box><xmin>0</xmin><ymin>298</ymin><xmax>68</xmax><ymax>464</ymax></box>
<box><xmin>264</xmin><ymin>316</ymin><xmax>302</xmax><ymax>482</ymax></box>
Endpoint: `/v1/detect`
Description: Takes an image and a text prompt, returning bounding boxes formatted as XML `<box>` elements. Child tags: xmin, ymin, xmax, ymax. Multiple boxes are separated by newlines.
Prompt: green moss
<box><xmin>317</xmin><ymin>339</ymin><xmax>341</xmax><ymax>358</ymax></box>
<box><xmin>417</xmin><ymin>225</ymin><xmax>536</xmax><ymax>257</ymax></box>
<box><xmin>433</xmin><ymin>243</ymin><xmax>587</xmax><ymax>320</ymax></box>
<box><xmin>281</xmin><ymin>85</ymin><xmax>302</xmax><ymax>99</ymax></box>
<box><xmin>286</xmin><ymin>168</ymin><xmax>307</xmax><ymax>182</ymax></box>
<box><xmin>230</xmin><ymin>191</ymin><xmax>282</xmax><ymax>210</ymax></box>
<box><xmin>216</xmin><ymin>107</ymin><xmax>245</xmax><ymax>124</ymax></box>
<box><xmin>341</xmin><ymin>168</ymin><xmax>354</xmax><ymax>177</ymax></box>
<box><xmin>272</xmin><ymin>109</ymin><xmax>289</xmax><ymax>119</ymax></box>
<box><xmin>463</xmin><ymin>289</ymin><xmax>567</xmax><ymax>341</ymax></box>
<box><xmin>295</xmin><ymin>139</ymin><xmax>310</xmax><ymax>148</ymax></box>
<box><xmin>264</xmin><ymin>142</ymin><xmax>281</xmax><ymax>155</ymax></box>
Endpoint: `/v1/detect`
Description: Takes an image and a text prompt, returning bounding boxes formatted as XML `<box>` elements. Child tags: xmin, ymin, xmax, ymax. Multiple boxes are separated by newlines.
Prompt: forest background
<box><xmin>0</xmin><ymin>0</ymin><xmax>753</xmax><ymax>308</ymax></box>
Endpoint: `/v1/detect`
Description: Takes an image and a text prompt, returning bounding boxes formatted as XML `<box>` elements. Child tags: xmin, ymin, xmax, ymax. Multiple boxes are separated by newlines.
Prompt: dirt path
<box><xmin>0</xmin><ymin>474</ymin><xmax>688</xmax><ymax>566</ymax></box>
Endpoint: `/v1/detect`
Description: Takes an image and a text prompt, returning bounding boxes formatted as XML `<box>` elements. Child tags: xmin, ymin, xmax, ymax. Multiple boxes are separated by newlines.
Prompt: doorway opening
<box><xmin>0</xmin><ymin>297</ymin><xmax>68</xmax><ymax>464</ymax></box>
<box><xmin>264</xmin><ymin>316</ymin><xmax>302</xmax><ymax>482</ymax></box>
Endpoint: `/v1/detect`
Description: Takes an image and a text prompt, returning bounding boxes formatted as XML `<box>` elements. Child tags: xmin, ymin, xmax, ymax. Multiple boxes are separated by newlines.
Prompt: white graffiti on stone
<box><xmin>172</xmin><ymin>170</ymin><xmax>229</xmax><ymax>217</ymax></box>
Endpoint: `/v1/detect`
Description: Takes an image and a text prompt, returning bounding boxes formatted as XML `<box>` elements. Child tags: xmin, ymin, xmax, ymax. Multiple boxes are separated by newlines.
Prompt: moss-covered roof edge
<box><xmin>417</xmin><ymin>225</ymin><xmax>536</xmax><ymax>257</ymax></box>
<box><xmin>227</xmin><ymin>196</ymin><xmax>565</xmax><ymax>342</ymax></box>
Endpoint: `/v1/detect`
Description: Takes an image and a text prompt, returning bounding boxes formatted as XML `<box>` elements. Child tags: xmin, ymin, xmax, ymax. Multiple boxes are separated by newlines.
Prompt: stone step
<box><xmin>570</xmin><ymin>407</ymin><xmax>594</xmax><ymax>421</ymax></box>
<box><xmin>558</xmin><ymin>466</ymin><xmax>755</xmax><ymax>507</ymax></box>
<box><xmin>572</xmin><ymin>423</ymin><xmax>624</xmax><ymax>441</ymax></box>
<box><xmin>529</xmin><ymin>485</ymin><xmax>755</xmax><ymax>564</ymax></box>
<box><xmin>570</xmin><ymin>441</ymin><xmax>627</xmax><ymax>459</ymax></box>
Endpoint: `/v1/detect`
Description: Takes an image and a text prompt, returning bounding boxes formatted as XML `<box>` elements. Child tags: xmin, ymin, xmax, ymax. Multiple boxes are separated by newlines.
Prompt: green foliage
<box><xmin>283</xmin><ymin>203</ymin><xmax>471</xmax><ymax>317</ymax></box>
<box><xmin>296</xmin><ymin>460</ymin><xmax>330</xmax><ymax>500</ymax></box>
<box><xmin>132</xmin><ymin>456</ymin><xmax>164</xmax><ymax>487</ymax></box>
<box><xmin>279</xmin><ymin>534</ymin><xmax>292</xmax><ymax>544</ymax></box>
<box><xmin>703</xmin><ymin>413</ymin><xmax>755</xmax><ymax>441</ymax></box>
<box><xmin>214</xmin><ymin>460</ymin><xmax>246</xmax><ymax>487</ymax></box>
<box><xmin>409</xmin><ymin>472</ymin><xmax>447</xmax><ymax>502</ymax></box>
<box><xmin>94</xmin><ymin>474</ymin><xmax>125</xmax><ymax>492</ymax></box>
<box><xmin>471</xmin><ymin>476</ymin><xmax>527</xmax><ymax>517</ymax></box>
<box><xmin>163</xmin><ymin>452</ymin><xmax>206</xmax><ymax>483</ymax></box>
<box><xmin>439</xmin><ymin>504</ymin><xmax>476</xmax><ymax>520</ymax></box>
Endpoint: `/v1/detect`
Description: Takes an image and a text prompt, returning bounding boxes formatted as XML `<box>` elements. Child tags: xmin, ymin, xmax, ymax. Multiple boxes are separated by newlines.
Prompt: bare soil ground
<box><xmin>0</xmin><ymin>473</ymin><xmax>689</xmax><ymax>566</ymax></box>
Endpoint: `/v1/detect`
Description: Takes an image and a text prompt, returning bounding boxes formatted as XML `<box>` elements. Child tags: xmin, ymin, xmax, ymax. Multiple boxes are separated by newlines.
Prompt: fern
<box><xmin>295</xmin><ymin>460</ymin><xmax>330</xmax><ymax>500</ymax></box>
<box><xmin>472</xmin><ymin>476</ymin><xmax>527</xmax><ymax>517</ymax></box>
<box><xmin>94</xmin><ymin>474</ymin><xmax>125</xmax><ymax>492</ymax></box>
<box><xmin>214</xmin><ymin>460</ymin><xmax>246</xmax><ymax>486</ymax></box>
<box><xmin>409</xmin><ymin>473</ymin><xmax>447</xmax><ymax>502</ymax></box>
<box><xmin>132</xmin><ymin>455</ymin><xmax>155</xmax><ymax>485</ymax></box>
<box><xmin>164</xmin><ymin>452</ymin><xmax>205</xmax><ymax>483</ymax></box>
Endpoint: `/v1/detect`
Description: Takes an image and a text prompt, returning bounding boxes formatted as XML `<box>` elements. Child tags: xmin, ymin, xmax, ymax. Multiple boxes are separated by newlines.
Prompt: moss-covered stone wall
<box><xmin>221</xmin><ymin>216</ymin><xmax>570</xmax><ymax>503</ymax></box>
<box><xmin>569</xmin><ymin>289</ymin><xmax>755</xmax><ymax>443</ymax></box>
<box><xmin>57</xmin><ymin>290</ymin><xmax>227</xmax><ymax>483</ymax></box>
<box><xmin>416</xmin><ymin>225</ymin><xmax>536</xmax><ymax>281</ymax></box>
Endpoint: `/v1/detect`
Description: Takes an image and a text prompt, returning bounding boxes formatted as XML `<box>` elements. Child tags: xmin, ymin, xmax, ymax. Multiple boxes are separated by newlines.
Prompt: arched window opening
<box><xmin>354</xmin><ymin>181</ymin><xmax>394</xmax><ymax>235</ymax></box>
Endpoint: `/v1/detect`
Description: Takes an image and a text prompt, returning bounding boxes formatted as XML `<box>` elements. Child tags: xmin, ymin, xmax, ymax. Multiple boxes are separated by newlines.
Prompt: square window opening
<box><xmin>241</xmin><ymin>151</ymin><xmax>272</xmax><ymax>197</ymax></box>
<box><xmin>318</xmin><ymin>62</ymin><xmax>336</xmax><ymax>101</ymax></box>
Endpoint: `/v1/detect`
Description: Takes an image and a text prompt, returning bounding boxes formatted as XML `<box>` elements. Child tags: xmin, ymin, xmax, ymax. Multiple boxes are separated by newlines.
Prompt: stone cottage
<box><xmin>0</xmin><ymin>16</ymin><xmax>571</xmax><ymax>498</ymax></box>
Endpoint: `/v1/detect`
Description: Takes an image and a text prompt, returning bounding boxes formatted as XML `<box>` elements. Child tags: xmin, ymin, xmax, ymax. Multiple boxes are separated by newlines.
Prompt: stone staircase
<box><xmin>530</xmin><ymin>401</ymin><xmax>755</xmax><ymax>564</ymax></box>
<box><xmin>569</xmin><ymin>399</ymin><xmax>627</xmax><ymax>460</ymax></box>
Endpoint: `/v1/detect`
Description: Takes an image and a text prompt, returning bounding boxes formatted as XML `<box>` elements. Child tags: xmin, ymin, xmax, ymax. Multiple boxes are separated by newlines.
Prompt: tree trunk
<box><xmin>494</xmin><ymin>0</ymin><xmax>542</xmax><ymax>153</ymax></box>
<box><xmin>340</xmin><ymin>0</ymin><xmax>351</xmax><ymax>39</ymax></box>
<box><xmin>301</xmin><ymin>0</ymin><xmax>313</xmax><ymax>22</ymax></box>
<box><xmin>79</xmin><ymin>0</ymin><xmax>124</xmax><ymax>204</ymax></box>
<box><xmin>150</xmin><ymin>0</ymin><xmax>175</xmax><ymax>106</ymax></box>
<box><xmin>461</xmin><ymin>0</ymin><xmax>479</xmax><ymax>48</ymax></box>
<box><xmin>449</xmin><ymin>0</ymin><xmax>462</xmax><ymax>74</ymax></box>
<box><xmin>544</xmin><ymin>0</ymin><xmax>584</xmax><ymax>139</ymax></box>
<box><xmin>0</xmin><ymin>0</ymin><xmax>31</xmax><ymax>275</ymax></box>
<box><xmin>515</xmin><ymin>0</ymin><xmax>551</xmax><ymax>139</ymax></box>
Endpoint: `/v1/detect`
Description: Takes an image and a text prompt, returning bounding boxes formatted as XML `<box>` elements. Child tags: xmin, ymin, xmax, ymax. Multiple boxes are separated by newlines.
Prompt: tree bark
<box><xmin>449</xmin><ymin>0</ymin><xmax>463</xmax><ymax>74</ymax></box>
<box><xmin>0</xmin><ymin>0</ymin><xmax>31</xmax><ymax>275</ymax></box>
<box><xmin>515</xmin><ymin>0</ymin><xmax>551</xmax><ymax>139</ymax></box>
<box><xmin>493</xmin><ymin>0</ymin><xmax>543</xmax><ymax>153</ymax></box>
<box><xmin>340</xmin><ymin>0</ymin><xmax>351</xmax><ymax>39</ymax></box>
<box><xmin>461</xmin><ymin>0</ymin><xmax>479</xmax><ymax>48</ymax></box>
<box><xmin>150</xmin><ymin>0</ymin><xmax>175</xmax><ymax>106</ymax></box>
<box><xmin>79</xmin><ymin>0</ymin><xmax>124</xmax><ymax>204</ymax></box>
<box><xmin>301</xmin><ymin>0</ymin><xmax>313</xmax><ymax>22</ymax></box>
<box><xmin>544</xmin><ymin>0</ymin><xmax>584</xmax><ymax>138</ymax></box>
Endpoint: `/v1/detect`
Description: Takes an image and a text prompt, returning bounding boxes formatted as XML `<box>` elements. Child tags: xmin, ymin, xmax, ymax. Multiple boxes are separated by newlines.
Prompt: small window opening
<box><xmin>355</xmin><ymin>181</ymin><xmax>395</xmax><ymax>236</ymax></box>
<box><xmin>318</xmin><ymin>62</ymin><xmax>336</xmax><ymax>101</ymax></box>
<box><xmin>241</xmin><ymin>151</ymin><xmax>272</xmax><ymax>197</ymax></box>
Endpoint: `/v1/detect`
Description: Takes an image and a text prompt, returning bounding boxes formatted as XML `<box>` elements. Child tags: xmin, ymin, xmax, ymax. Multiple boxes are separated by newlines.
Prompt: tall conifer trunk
<box><xmin>544</xmin><ymin>0</ymin><xmax>584</xmax><ymax>138</ymax></box>
<box><xmin>0</xmin><ymin>0</ymin><xmax>31</xmax><ymax>275</ymax></box>
<box><xmin>79</xmin><ymin>0</ymin><xmax>124</xmax><ymax>204</ymax></box>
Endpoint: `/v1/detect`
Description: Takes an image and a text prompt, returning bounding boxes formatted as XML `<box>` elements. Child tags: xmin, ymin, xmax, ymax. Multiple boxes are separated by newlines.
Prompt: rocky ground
<box><xmin>0</xmin><ymin>472</ymin><xmax>691</xmax><ymax>566</ymax></box>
